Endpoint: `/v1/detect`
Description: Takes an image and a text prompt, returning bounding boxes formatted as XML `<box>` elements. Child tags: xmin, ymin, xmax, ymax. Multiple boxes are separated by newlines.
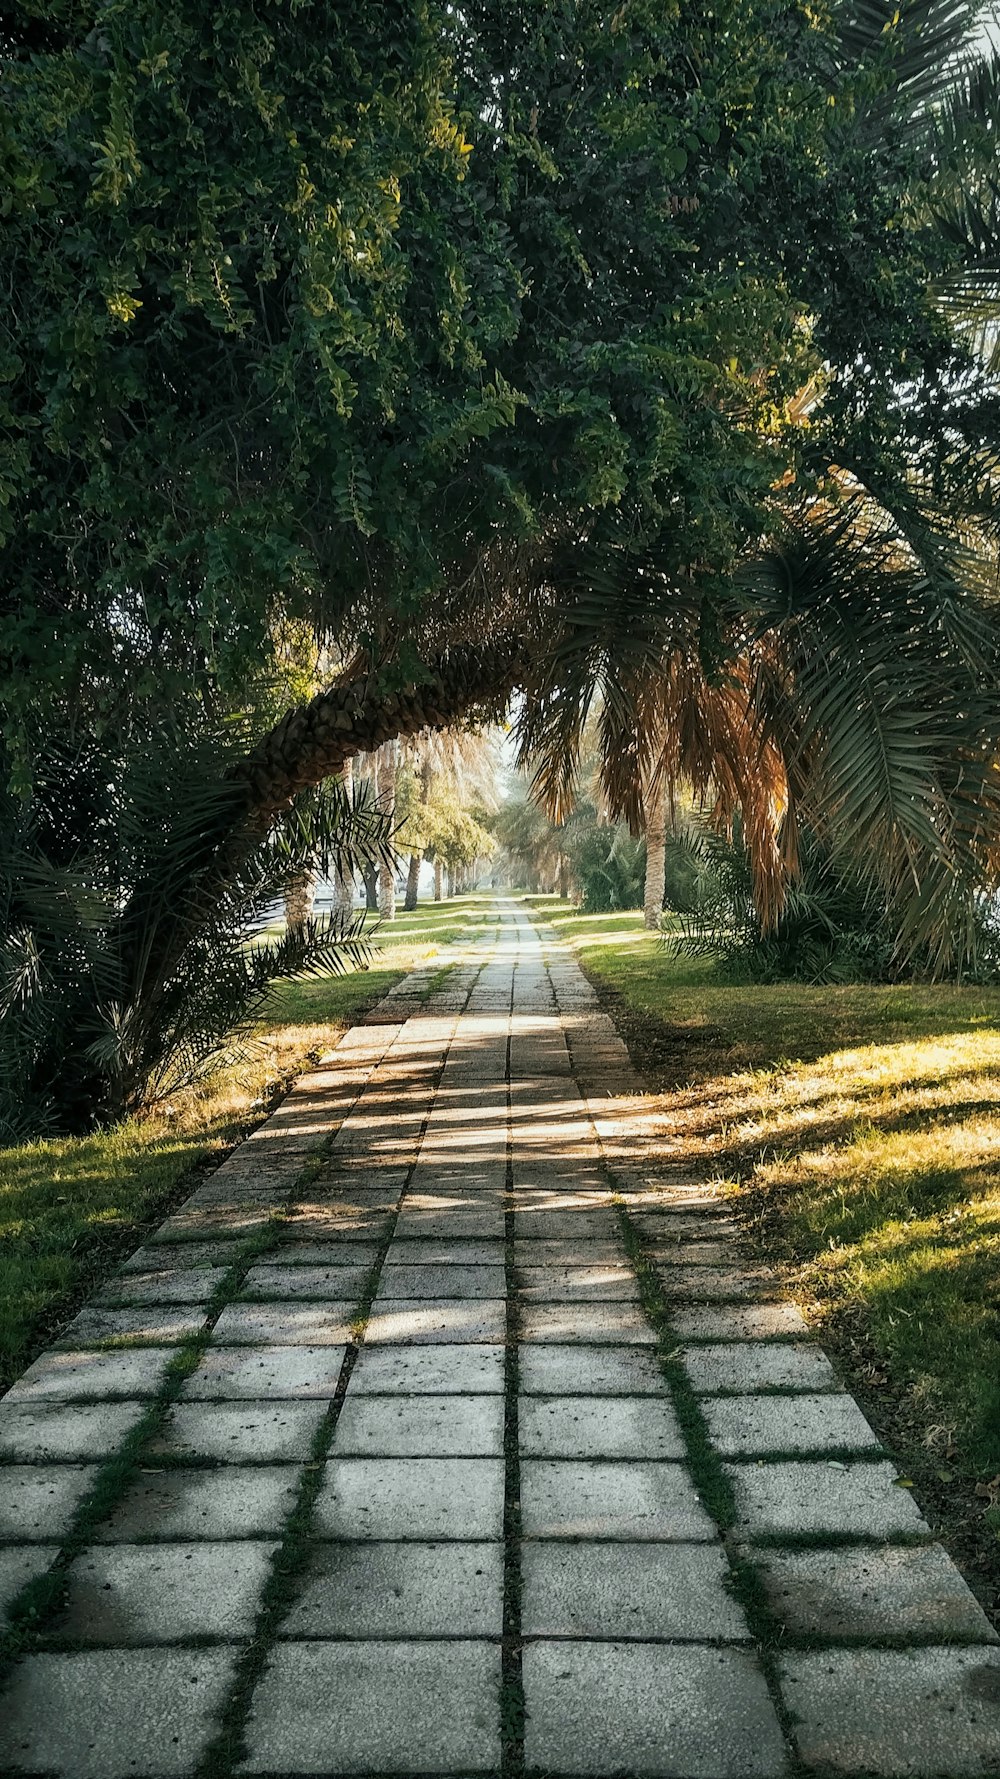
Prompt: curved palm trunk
<box><xmin>644</xmin><ymin>782</ymin><xmax>667</xmax><ymax>930</ymax></box>
<box><xmin>333</xmin><ymin>757</ymin><xmax>355</xmax><ymax>923</ymax></box>
<box><xmin>404</xmin><ymin>852</ymin><xmax>421</xmax><ymax>911</ymax></box>
<box><xmin>376</xmin><ymin>739</ymin><xmax>397</xmax><ymax>920</ymax></box>
<box><xmin>433</xmin><ymin>857</ymin><xmax>443</xmax><ymax>901</ymax></box>
<box><xmin>284</xmin><ymin>871</ymin><xmax>315</xmax><ymax>936</ymax></box>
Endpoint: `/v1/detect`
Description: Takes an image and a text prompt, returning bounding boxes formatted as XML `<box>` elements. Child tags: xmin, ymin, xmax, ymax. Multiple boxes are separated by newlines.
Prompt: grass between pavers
<box><xmin>0</xmin><ymin>895</ymin><xmax>493</xmax><ymax>1396</ymax></box>
<box><xmin>525</xmin><ymin>895</ymin><xmax>1000</xmax><ymax>1618</ymax></box>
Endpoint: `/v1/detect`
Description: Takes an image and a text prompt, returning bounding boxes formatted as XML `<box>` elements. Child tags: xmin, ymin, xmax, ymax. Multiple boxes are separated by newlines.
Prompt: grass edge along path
<box><xmin>0</xmin><ymin>895</ymin><xmax>493</xmax><ymax>1397</ymax></box>
<box><xmin>523</xmin><ymin>893</ymin><xmax>1000</xmax><ymax>1631</ymax></box>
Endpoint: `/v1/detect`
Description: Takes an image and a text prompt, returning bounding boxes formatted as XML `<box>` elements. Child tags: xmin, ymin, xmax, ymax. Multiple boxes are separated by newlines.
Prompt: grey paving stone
<box><xmin>182</xmin><ymin>1344</ymin><xmax>347</xmax><ymax>1399</ymax></box>
<box><xmin>706</xmin><ymin>1392</ymin><xmax>881</xmax><ymax>1456</ymax></box>
<box><xmin>282</xmin><ymin>1540</ymin><xmax>503</xmax><ymax>1638</ymax></box>
<box><xmin>154</xmin><ymin>1400</ymin><xmax>327</xmax><ymax>1461</ymax></box>
<box><xmin>517</xmin><ymin>1265</ymin><xmax>640</xmax><ymax>1302</ymax></box>
<box><xmin>685</xmin><ymin>1341</ymin><xmax>838</xmax><ymax>1394</ymax></box>
<box><xmin>0</xmin><ymin>1464</ymin><xmax>99</xmax><ymax>1539</ymax></box>
<box><xmin>520</xmin><ymin>1395</ymin><xmax>685</xmax><ymax>1459</ymax></box>
<box><xmin>212</xmin><ymin>1302</ymin><xmax>355</xmax><ymax>1345</ymax></box>
<box><xmin>657</xmin><ymin>1264</ymin><xmax>778</xmax><ymax>1300</ymax></box>
<box><xmin>383</xmin><ymin>1240</ymin><xmax>504</xmax><ymax>1266</ymax></box>
<box><xmin>779</xmin><ymin>1646</ymin><xmax>1000</xmax><ymax>1776</ymax></box>
<box><xmin>0</xmin><ymin>1647</ymin><xmax>238</xmax><ymax>1778</ymax></box>
<box><xmin>364</xmin><ymin>1299</ymin><xmax>506</xmax><ymax>1343</ymax></box>
<box><xmin>521</xmin><ymin>1460</ymin><xmax>714</xmax><ymax>1539</ymax></box>
<box><xmin>673</xmin><ymin>1302</ymin><xmax>811</xmax><ymax>1341</ymax></box>
<box><xmin>0</xmin><ymin>1400</ymin><xmax>145</xmax><ymax>1461</ymax></box>
<box><xmin>240</xmin><ymin>1639</ymin><xmax>500</xmax><ymax>1774</ymax></box>
<box><xmin>349</xmin><ymin>1343</ymin><xmax>505</xmax><ymax>1395</ymax></box>
<box><xmin>639</xmin><ymin>1216</ymin><xmax>739</xmax><ymax>1241</ymax></box>
<box><xmin>278</xmin><ymin>1206</ymin><xmax>392</xmax><ymax>1240</ymax></box>
<box><xmin>728</xmin><ymin>1459</ymin><xmax>929</xmax><ymax>1539</ymax></box>
<box><xmin>154</xmin><ymin>1205</ymin><xmax>280</xmax><ymax>1241</ymax></box>
<box><xmin>94</xmin><ymin>1466</ymin><xmax>301</xmax><ymax>1541</ymax></box>
<box><xmin>0</xmin><ymin>1545</ymin><xmax>56</xmax><ymax>1623</ymax></box>
<box><xmin>523</xmin><ymin>1640</ymin><xmax>786</xmax><ymax>1776</ymax></box>
<box><xmin>271</xmin><ymin>1239</ymin><xmax>380</xmax><ymax>1266</ymax></box>
<box><xmin>513</xmin><ymin>1240</ymin><xmax>628</xmax><ymax>1267</ymax></box>
<box><xmin>373</xmin><ymin>1264</ymin><xmax>505</xmax><ymax>1299</ymax></box>
<box><xmin>757</xmin><ymin>1542</ymin><xmax>999</xmax><ymax>1642</ymax></box>
<box><xmin>651</xmin><ymin>1240</ymin><xmax>745</xmax><ymax>1266</ymax></box>
<box><xmin>521</xmin><ymin>1302</ymin><xmax>655</xmax><ymax>1344</ymax></box>
<box><xmin>97</xmin><ymin>1267</ymin><xmax>229</xmax><ymax>1305</ymax></box>
<box><xmin>332</xmin><ymin>1394</ymin><xmax>503</xmax><ymax>1457</ymax></box>
<box><xmin>3</xmin><ymin>1346</ymin><xmax>174</xmax><ymax>1403</ymax></box>
<box><xmin>119</xmin><ymin>1241</ymin><xmax>240</xmax><ymax>1274</ymax></box>
<box><xmin>511</xmin><ymin>1211</ymin><xmax>622</xmax><ymax>1240</ymax></box>
<box><xmin>240</xmin><ymin>1263</ymin><xmax>370</xmax><ymax>1300</ymax></box>
<box><xmin>314</xmin><ymin>1456</ymin><xmax>504</xmax><ymax>1539</ymax></box>
<box><xmin>522</xmin><ymin>1540</ymin><xmax>749</xmax><ymax>1640</ymax></box>
<box><xmin>519</xmin><ymin>1343</ymin><xmax>666</xmax><ymax>1396</ymax></box>
<box><xmin>392</xmin><ymin>1209</ymin><xmax>506</xmax><ymax>1240</ymax></box>
<box><xmin>54</xmin><ymin>1540</ymin><xmax>277</xmax><ymax>1642</ymax></box>
<box><xmin>53</xmin><ymin>1306</ymin><xmax>208</xmax><ymax>1347</ymax></box>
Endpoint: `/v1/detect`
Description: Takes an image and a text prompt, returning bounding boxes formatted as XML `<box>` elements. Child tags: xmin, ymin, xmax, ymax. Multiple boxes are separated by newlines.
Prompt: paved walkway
<box><xmin>0</xmin><ymin>901</ymin><xmax>998</xmax><ymax>1777</ymax></box>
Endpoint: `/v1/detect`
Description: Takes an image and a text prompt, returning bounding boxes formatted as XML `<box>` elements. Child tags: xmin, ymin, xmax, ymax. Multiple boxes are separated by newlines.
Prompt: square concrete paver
<box><xmin>511</xmin><ymin>1211</ymin><xmax>621</xmax><ymax>1240</ymax></box>
<box><xmin>523</xmin><ymin>1640</ymin><xmax>786</xmax><ymax>1775</ymax></box>
<box><xmin>779</xmin><ymin>1647</ymin><xmax>1000</xmax><ymax>1776</ymax></box>
<box><xmin>373</xmin><ymin>1265</ymin><xmax>505</xmax><ymax>1299</ymax></box>
<box><xmin>519</xmin><ymin>1343</ymin><xmax>666</xmax><ymax>1396</ymax></box>
<box><xmin>119</xmin><ymin>1242</ymin><xmax>240</xmax><ymax>1274</ymax></box>
<box><xmin>727</xmin><ymin>1459</ymin><xmax>929</xmax><ymax>1539</ymax></box>
<box><xmin>182</xmin><ymin>1345</ymin><xmax>346</xmax><ymax>1399</ymax></box>
<box><xmin>705</xmin><ymin>1393</ymin><xmax>881</xmax><ymax>1456</ymax></box>
<box><xmin>155</xmin><ymin>1400</ymin><xmax>326</xmax><ymax>1461</ymax></box>
<box><xmin>94</xmin><ymin>1466</ymin><xmax>302</xmax><ymax>1540</ymax></box>
<box><xmin>54</xmin><ymin>1540</ymin><xmax>277</xmax><ymax>1642</ymax></box>
<box><xmin>364</xmin><ymin>1300</ymin><xmax>506</xmax><ymax>1343</ymax></box>
<box><xmin>685</xmin><ymin>1341</ymin><xmax>838</xmax><ymax>1394</ymax></box>
<box><xmin>383</xmin><ymin>1241</ymin><xmax>504</xmax><ymax>1267</ymax></box>
<box><xmin>348</xmin><ymin>1344</ymin><xmax>505</xmax><ymax>1395</ymax></box>
<box><xmin>314</xmin><ymin>1457</ymin><xmax>504</xmax><ymax>1539</ymax></box>
<box><xmin>521</xmin><ymin>1303</ymin><xmax>655</xmax><ymax>1344</ymax></box>
<box><xmin>757</xmin><ymin>1543</ymin><xmax>999</xmax><ymax>1642</ymax></box>
<box><xmin>97</xmin><ymin>1267</ymin><xmax>229</xmax><ymax>1305</ymax></box>
<box><xmin>272</xmin><ymin>1240</ymin><xmax>380</xmax><ymax>1267</ymax></box>
<box><xmin>282</xmin><ymin>1541</ymin><xmax>503</xmax><ymax>1638</ymax></box>
<box><xmin>3</xmin><ymin>1346</ymin><xmax>174</xmax><ymax>1402</ymax></box>
<box><xmin>0</xmin><ymin>1647</ymin><xmax>238</xmax><ymax>1778</ymax></box>
<box><xmin>240</xmin><ymin>1640</ymin><xmax>500</xmax><ymax>1774</ymax></box>
<box><xmin>521</xmin><ymin>1460</ymin><xmax>714</xmax><ymax>1540</ymax></box>
<box><xmin>240</xmin><ymin>1263</ymin><xmax>370</xmax><ymax>1300</ymax></box>
<box><xmin>212</xmin><ymin>1303</ymin><xmax>355</xmax><ymax>1345</ymax></box>
<box><xmin>54</xmin><ymin>1306</ymin><xmax>208</xmax><ymax>1347</ymax></box>
<box><xmin>522</xmin><ymin>1541</ymin><xmax>749</xmax><ymax>1640</ymax></box>
<box><xmin>0</xmin><ymin>1400</ymin><xmax>146</xmax><ymax>1461</ymax></box>
<box><xmin>513</xmin><ymin>1241</ymin><xmax>627</xmax><ymax>1268</ymax></box>
<box><xmin>673</xmin><ymin>1302</ymin><xmax>810</xmax><ymax>1340</ymax></box>
<box><xmin>657</xmin><ymin>1265</ymin><xmax>777</xmax><ymax>1301</ymax></box>
<box><xmin>0</xmin><ymin>1464</ymin><xmax>99</xmax><ymax>1539</ymax></box>
<box><xmin>332</xmin><ymin>1394</ymin><xmax>504</xmax><ymax>1457</ymax></box>
<box><xmin>517</xmin><ymin>1266</ymin><xmax>640</xmax><ymax>1302</ymax></box>
<box><xmin>519</xmin><ymin>1396</ymin><xmax>685</xmax><ymax>1459</ymax></box>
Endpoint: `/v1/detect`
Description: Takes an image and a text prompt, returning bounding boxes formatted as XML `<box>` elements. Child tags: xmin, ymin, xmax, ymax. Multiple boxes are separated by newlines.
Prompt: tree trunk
<box><xmin>284</xmin><ymin>871</ymin><xmax>315</xmax><ymax>936</ymax></box>
<box><xmin>333</xmin><ymin>757</ymin><xmax>355</xmax><ymax>923</ymax></box>
<box><xmin>376</xmin><ymin>739</ymin><xmax>397</xmax><ymax>920</ymax></box>
<box><xmin>433</xmin><ymin>857</ymin><xmax>443</xmax><ymax>901</ymax></box>
<box><xmin>557</xmin><ymin>854</ymin><xmax>569</xmax><ymax>898</ymax></box>
<box><xmin>644</xmin><ymin>780</ymin><xmax>667</xmax><ymax>931</ymax></box>
<box><xmin>364</xmin><ymin>864</ymin><xmax>378</xmax><ymax>911</ymax></box>
<box><xmin>404</xmin><ymin>852</ymin><xmax>421</xmax><ymax>911</ymax></box>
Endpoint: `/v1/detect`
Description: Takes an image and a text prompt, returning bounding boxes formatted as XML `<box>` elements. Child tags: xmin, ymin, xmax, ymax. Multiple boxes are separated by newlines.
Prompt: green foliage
<box><xmin>564</xmin><ymin>824</ymin><xmax>646</xmax><ymax>914</ymax></box>
<box><xmin>0</xmin><ymin>727</ymin><xmax>392</xmax><ymax>1136</ymax></box>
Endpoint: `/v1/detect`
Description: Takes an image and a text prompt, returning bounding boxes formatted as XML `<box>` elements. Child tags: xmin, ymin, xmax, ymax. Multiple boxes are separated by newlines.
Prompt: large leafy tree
<box><xmin>4</xmin><ymin>0</ymin><xmax>1000</xmax><ymax>1126</ymax></box>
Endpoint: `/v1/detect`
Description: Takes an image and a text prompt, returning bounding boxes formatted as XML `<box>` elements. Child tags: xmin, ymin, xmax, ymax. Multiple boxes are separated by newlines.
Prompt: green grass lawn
<box><xmin>524</xmin><ymin>895</ymin><xmax>1000</xmax><ymax>1577</ymax></box>
<box><xmin>0</xmin><ymin>894</ymin><xmax>493</xmax><ymax>1392</ymax></box>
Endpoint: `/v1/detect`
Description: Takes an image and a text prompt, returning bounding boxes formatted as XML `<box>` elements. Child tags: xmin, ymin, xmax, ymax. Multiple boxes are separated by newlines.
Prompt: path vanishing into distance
<box><xmin>1</xmin><ymin>899</ymin><xmax>999</xmax><ymax>1778</ymax></box>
